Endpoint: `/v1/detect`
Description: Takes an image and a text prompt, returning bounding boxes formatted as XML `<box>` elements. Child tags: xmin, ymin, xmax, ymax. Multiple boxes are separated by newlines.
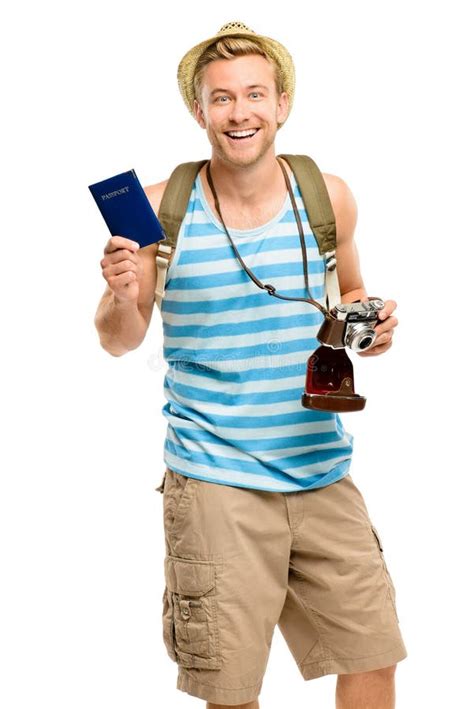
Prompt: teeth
<box><xmin>227</xmin><ymin>129</ymin><xmax>258</xmax><ymax>138</ymax></box>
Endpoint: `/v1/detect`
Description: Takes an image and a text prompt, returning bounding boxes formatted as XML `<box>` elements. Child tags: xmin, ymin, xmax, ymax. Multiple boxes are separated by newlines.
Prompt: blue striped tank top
<box><xmin>160</xmin><ymin>167</ymin><xmax>354</xmax><ymax>492</ymax></box>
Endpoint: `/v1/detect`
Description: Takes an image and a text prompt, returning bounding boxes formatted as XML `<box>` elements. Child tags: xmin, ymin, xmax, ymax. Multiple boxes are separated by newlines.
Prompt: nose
<box><xmin>228</xmin><ymin>96</ymin><xmax>251</xmax><ymax>124</ymax></box>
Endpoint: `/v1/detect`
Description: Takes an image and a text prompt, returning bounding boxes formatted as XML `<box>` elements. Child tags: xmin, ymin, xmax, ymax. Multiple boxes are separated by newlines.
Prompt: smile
<box><xmin>224</xmin><ymin>128</ymin><xmax>260</xmax><ymax>142</ymax></box>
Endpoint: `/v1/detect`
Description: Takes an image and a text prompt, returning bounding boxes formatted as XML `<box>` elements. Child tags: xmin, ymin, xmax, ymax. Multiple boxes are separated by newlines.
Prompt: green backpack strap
<box><xmin>277</xmin><ymin>153</ymin><xmax>340</xmax><ymax>309</ymax></box>
<box><xmin>277</xmin><ymin>154</ymin><xmax>336</xmax><ymax>255</ymax></box>
<box><xmin>158</xmin><ymin>159</ymin><xmax>208</xmax><ymax>248</ymax></box>
<box><xmin>154</xmin><ymin>159</ymin><xmax>208</xmax><ymax>309</ymax></box>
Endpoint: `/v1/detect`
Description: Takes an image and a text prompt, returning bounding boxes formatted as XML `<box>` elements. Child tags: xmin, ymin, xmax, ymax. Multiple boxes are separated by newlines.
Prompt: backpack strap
<box><xmin>277</xmin><ymin>154</ymin><xmax>341</xmax><ymax>310</ymax></box>
<box><xmin>154</xmin><ymin>160</ymin><xmax>208</xmax><ymax>309</ymax></box>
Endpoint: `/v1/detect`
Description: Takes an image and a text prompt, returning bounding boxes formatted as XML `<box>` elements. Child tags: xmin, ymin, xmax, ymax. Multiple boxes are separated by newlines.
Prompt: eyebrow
<box><xmin>209</xmin><ymin>84</ymin><xmax>269</xmax><ymax>96</ymax></box>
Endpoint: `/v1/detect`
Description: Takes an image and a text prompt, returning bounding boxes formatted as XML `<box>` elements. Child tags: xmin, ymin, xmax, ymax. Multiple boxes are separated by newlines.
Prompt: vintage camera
<box><xmin>317</xmin><ymin>298</ymin><xmax>385</xmax><ymax>352</ymax></box>
<box><xmin>301</xmin><ymin>298</ymin><xmax>385</xmax><ymax>413</ymax></box>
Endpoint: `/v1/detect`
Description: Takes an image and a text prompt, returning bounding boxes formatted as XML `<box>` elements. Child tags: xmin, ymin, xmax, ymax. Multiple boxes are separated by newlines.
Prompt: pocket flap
<box><xmin>165</xmin><ymin>556</ymin><xmax>216</xmax><ymax>596</ymax></box>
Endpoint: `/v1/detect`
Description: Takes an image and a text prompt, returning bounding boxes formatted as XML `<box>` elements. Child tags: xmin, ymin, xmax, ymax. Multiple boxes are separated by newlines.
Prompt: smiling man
<box><xmin>95</xmin><ymin>20</ymin><xmax>407</xmax><ymax>709</ymax></box>
<box><xmin>195</xmin><ymin>53</ymin><xmax>287</xmax><ymax>168</ymax></box>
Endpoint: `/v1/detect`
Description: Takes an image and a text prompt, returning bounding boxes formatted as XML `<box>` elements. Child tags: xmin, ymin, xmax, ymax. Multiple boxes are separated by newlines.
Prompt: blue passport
<box><xmin>88</xmin><ymin>169</ymin><xmax>165</xmax><ymax>249</ymax></box>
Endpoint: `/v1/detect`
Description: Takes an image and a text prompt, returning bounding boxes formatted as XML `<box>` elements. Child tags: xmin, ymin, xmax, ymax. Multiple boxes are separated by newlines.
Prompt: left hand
<box><xmin>357</xmin><ymin>299</ymin><xmax>398</xmax><ymax>357</ymax></box>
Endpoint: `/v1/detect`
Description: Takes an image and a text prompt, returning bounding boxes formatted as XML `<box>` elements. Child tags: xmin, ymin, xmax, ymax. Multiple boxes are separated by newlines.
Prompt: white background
<box><xmin>2</xmin><ymin>1</ymin><xmax>473</xmax><ymax>707</ymax></box>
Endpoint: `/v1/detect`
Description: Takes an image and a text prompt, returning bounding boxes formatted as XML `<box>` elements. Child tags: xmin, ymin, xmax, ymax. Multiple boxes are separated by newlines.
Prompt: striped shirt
<box><xmin>160</xmin><ymin>167</ymin><xmax>354</xmax><ymax>492</ymax></box>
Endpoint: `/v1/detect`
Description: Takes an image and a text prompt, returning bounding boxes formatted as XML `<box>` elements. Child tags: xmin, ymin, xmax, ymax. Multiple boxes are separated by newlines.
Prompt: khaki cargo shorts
<box><xmin>157</xmin><ymin>467</ymin><xmax>408</xmax><ymax>705</ymax></box>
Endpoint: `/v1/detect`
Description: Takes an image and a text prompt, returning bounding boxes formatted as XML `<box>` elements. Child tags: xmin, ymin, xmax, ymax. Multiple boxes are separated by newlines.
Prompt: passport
<box><xmin>88</xmin><ymin>169</ymin><xmax>165</xmax><ymax>249</ymax></box>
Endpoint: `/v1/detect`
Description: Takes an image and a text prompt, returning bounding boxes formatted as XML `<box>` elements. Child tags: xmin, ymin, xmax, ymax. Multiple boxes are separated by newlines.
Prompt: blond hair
<box><xmin>193</xmin><ymin>36</ymin><xmax>284</xmax><ymax>106</ymax></box>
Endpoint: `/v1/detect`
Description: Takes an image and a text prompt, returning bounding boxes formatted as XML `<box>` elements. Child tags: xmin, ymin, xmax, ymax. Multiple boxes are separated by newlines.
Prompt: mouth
<box><xmin>224</xmin><ymin>128</ymin><xmax>261</xmax><ymax>143</ymax></box>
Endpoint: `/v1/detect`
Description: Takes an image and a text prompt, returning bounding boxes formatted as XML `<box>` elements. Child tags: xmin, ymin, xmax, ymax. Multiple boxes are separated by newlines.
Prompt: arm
<box><xmin>322</xmin><ymin>173</ymin><xmax>398</xmax><ymax>356</ymax></box>
<box><xmin>94</xmin><ymin>180</ymin><xmax>169</xmax><ymax>356</ymax></box>
<box><xmin>94</xmin><ymin>290</ymin><xmax>148</xmax><ymax>357</ymax></box>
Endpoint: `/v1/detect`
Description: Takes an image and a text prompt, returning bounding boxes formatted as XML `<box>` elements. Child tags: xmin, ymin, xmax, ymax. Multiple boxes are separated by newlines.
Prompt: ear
<box><xmin>193</xmin><ymin>99</ymin><xmax>206</xmax><ymax>129</ymax></box>
<box><xmin>276</xmin><ymin>91</ymin><xmax>289</xmax><ymax>125</ymax></box>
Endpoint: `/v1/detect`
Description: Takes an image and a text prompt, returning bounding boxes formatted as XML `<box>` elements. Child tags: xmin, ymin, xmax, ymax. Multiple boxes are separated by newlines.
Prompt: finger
<box><xmin>358</xmin><ymin>340</ymin><xmax>393</xmax><ymax>356</ymax></box>
<box><xmin>370</xmin><ymin>330</ymin><xmax>394</xmax><ymax>349</ymax></box>
<box><xmin>379</xmin><ymin>299</ymin><xmax>397</xmax><ymax>320</ymax></box>
<box><xmin>107</xmin><ymin>271</ymin><xmax>137</xmax><ymax>287</ymax></box>
<box><xmin>375</xmin><ymin>340</ymin><xmax>393</xmax><ymax>353</ymax></box>
<box><xmin>104</xmin><ymin>235</ymin><xmax>140</xmax><ymax>255</ymax></box>
<box><xmin>101</xmin><ymin>249</ymin><xmax>139</xmax><ymax>268</ymax></box>
<box><xmin>105</xmin><ymin>259</ymin><xmax>138</xmax><ymax>278</ymax></box>
<box><xmin>375</xmin><ymin>328</ymin><xmax>394</xmax><ymax>345</ymax></box>
<box><xmin>364</xmin><ymin>330</ymin><xmax>393</xmax><ymax>352</ymax></box>
<box><xmin>374</xmin><ymin>317</ymin><xmax>398</xmax><ymax>335</ymax></box>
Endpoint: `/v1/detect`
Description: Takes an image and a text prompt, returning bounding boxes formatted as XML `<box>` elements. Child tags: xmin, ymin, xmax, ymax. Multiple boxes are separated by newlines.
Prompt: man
<box><xmin>94</xmin><ymin>21</ymin><xmax>406</xmax><ymax>709</ymax></box>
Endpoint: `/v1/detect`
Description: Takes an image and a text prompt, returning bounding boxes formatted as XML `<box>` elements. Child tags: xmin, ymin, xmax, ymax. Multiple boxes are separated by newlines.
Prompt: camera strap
<box><xmin>205</xmin><ymin>158</ymin><xmax>341</xmax><ymax>318</ymax></box>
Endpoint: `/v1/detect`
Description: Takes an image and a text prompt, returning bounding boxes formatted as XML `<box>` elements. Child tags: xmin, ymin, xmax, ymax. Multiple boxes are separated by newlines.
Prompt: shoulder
<box><xmin>321</xmin><ymin>172</ymin><xmax>358</xmax><ymax>243</ymax></box>
<box><xmin>321</xmin><ymin>173</ymin><xmax>358</xmax><ymax>216</ymax></box>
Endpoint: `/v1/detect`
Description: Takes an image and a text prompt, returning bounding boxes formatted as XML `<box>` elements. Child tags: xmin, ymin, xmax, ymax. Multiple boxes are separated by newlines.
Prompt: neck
<box><xmin>206</xmin><ymin>149</ymin><xmax>285</xmax><ymax>207</ymax></box>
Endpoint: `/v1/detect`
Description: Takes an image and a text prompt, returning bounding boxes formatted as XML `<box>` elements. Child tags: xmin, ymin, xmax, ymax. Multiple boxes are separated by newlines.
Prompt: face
<box><xmin>193</xmin><ymin>54</ymin><xmax>289</xmax><ymax>168</ymax></box>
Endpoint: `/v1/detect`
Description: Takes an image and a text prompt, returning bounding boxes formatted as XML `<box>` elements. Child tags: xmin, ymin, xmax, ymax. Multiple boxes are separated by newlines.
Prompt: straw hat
<box><xmin>177</xmin><ymin>21</ymin><xmax>295</xmax><ymax>128</ymax></box>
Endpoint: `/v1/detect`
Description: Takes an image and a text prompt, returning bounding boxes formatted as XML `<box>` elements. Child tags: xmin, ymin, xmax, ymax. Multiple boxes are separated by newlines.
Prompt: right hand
<box><xmin>100</xmin><ymin>236</ymin><xmax>143</xmax><ymax>303</ymax></box>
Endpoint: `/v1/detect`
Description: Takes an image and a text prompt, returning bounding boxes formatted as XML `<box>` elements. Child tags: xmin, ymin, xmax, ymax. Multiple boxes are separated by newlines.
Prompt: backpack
<box><xmin>153</xmin><ymin>154</ymin><xmax>341</xmax><ymax>312</ymax></box>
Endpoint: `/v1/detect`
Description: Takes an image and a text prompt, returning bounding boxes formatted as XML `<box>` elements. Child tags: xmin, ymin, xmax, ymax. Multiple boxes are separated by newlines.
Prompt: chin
<box><xmin>218</xmin><ymin>142</ymin><xmax>274</xmax><ymax>169</ymax></box>
<box><xmin>224</xmin><ymin>153</ymin><xmax>264</xmax><ymax>169</ymax></box>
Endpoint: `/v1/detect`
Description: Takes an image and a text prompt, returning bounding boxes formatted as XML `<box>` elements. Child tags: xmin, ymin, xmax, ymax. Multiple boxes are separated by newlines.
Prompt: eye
<box><xmin>215</xmin><ymin>95</ymin><xmax>229</xmax><ymax>103</ymax></box>
<box><xmin>250</xmin><ymin>92</ymin><xmax>263</xmax><ymax>99</ymax></box>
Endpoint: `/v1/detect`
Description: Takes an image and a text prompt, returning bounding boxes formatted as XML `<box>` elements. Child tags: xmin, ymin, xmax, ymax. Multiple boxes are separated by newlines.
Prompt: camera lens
<box><xmin>345</xmin><ymin>324</ymin><xmax>369</xmax><ymax>350</ymax></box>
<box><xmin>345</xmin><ymin>324</ymin><xmax>376</xmax><ymax>352</ymax></box>
<box><xmin>359</xmin><ymin>336</ymin><xmax>373</xmax><ymax>350</ymax></box>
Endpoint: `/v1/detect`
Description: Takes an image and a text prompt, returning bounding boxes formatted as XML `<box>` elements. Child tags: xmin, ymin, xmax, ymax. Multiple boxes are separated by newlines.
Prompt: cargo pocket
<box><xmin>163</xmin><ymin>470</ymin><xmax>196</xmax><ymax>541</ymax></box>
<box><xmin>369</xmin><ymin>524</ymin><xmax>400</xmax><ymax>622</ymax></box>
<box><xmin>162</xmin><ymin>585</ymin><xmax>178</xmax><ymax>663</ymax></box>
<box><xmin>163</xmin><ymin>555</ymin><xmax>222</xmax><ymax>670</ymax></box>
